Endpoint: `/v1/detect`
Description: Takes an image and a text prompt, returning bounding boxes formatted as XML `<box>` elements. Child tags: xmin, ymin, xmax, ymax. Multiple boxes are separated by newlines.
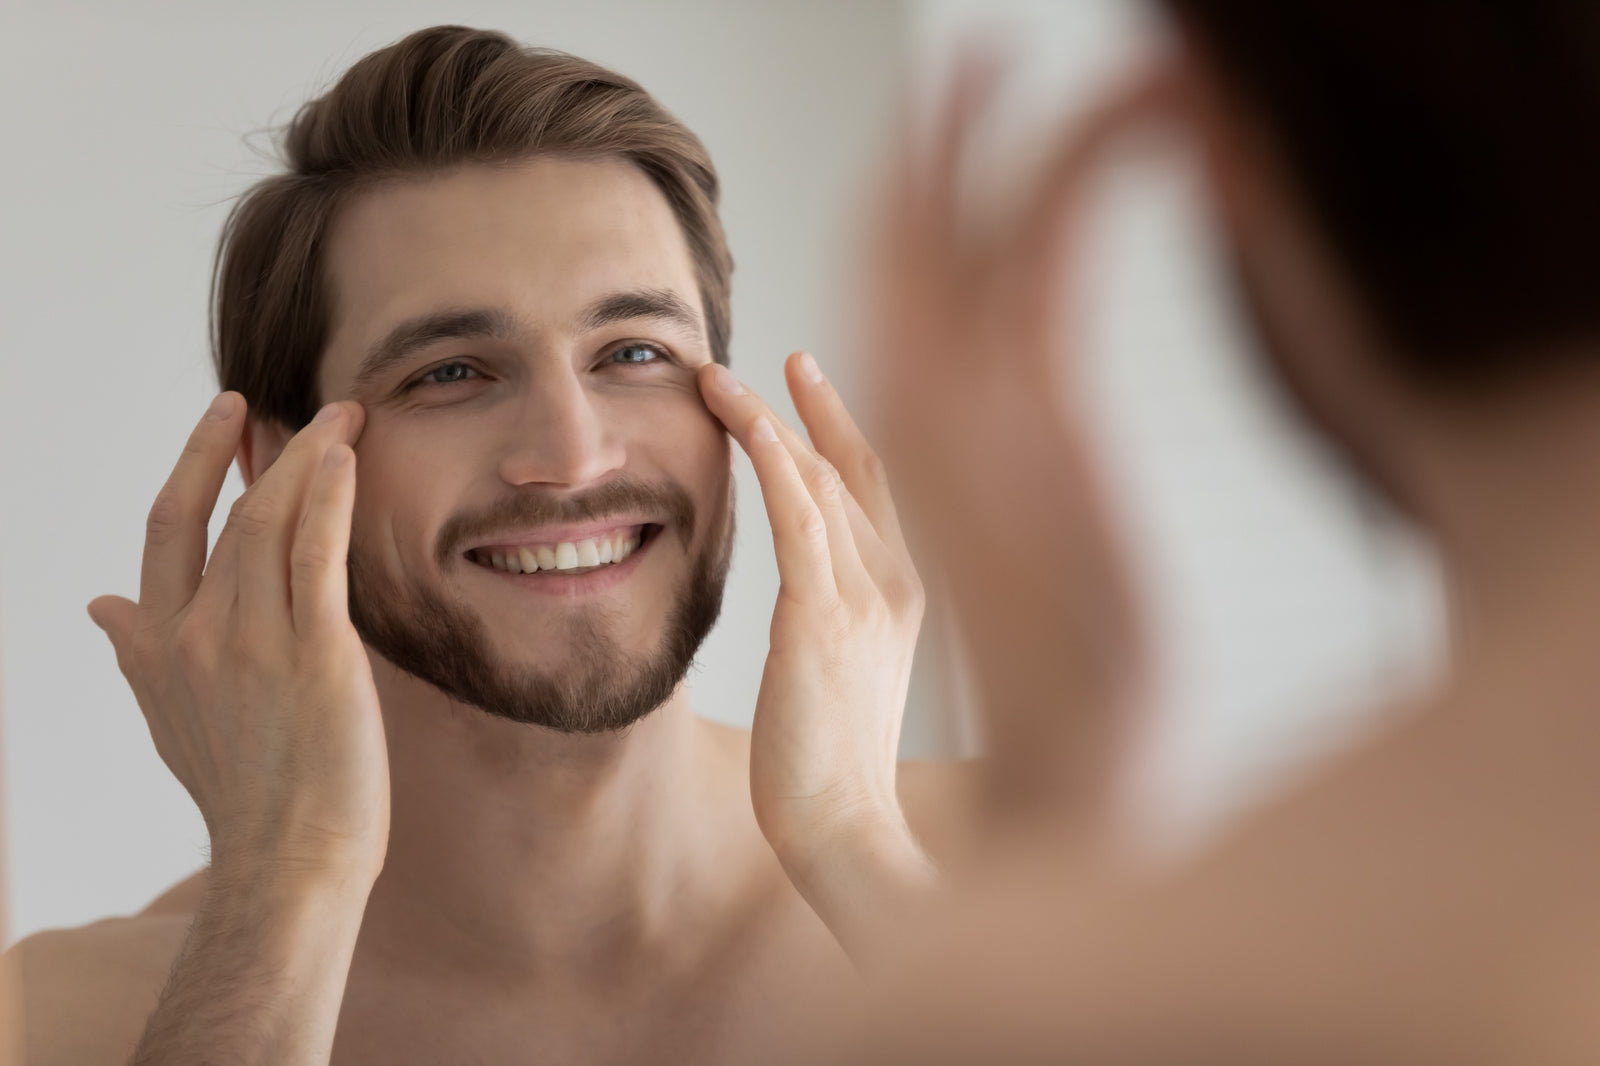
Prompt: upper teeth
<box><xmin>477</xmin><ymin>529</ymin><xmax>643</xmax><ymax>575</ymax></box>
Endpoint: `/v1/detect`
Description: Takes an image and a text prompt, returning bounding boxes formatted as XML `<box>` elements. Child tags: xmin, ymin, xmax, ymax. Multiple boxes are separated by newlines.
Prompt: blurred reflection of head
<box><xmin>1166</xmin><ymin>2</ymin><xmax>1600</xmax><ymax>584</ymax></box>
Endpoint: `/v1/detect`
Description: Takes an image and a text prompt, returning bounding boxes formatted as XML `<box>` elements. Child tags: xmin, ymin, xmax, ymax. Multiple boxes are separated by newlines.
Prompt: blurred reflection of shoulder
<box><xmin>897</xmin><ymin>758</ymin><xmax>986</xmax><ymax>868</ymax></box>
<box><xmin>7</xmin><ymin>870</ymin><xmax>203</xmax><ymax>1066</ymax></box>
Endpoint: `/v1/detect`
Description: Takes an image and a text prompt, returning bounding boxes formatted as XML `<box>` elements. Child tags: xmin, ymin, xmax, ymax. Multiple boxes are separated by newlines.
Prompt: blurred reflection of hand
<box><xmin>870</xmin><ymin>54</ymin><xmax>1172</xmax><ymax>840</ymax></box>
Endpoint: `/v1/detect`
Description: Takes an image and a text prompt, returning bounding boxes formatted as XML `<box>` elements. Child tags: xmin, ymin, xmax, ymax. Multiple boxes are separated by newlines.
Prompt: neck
<box><xmin>358</xmin><ymin>656</ymin><xmax>745</xmax><ymax>983</ymax></box>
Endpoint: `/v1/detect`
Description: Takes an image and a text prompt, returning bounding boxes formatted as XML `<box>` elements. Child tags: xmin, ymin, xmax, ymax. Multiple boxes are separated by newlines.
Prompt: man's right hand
<box><xmin>89</xmin><ymin>394</ymin><xmax>389</xmax><ymax>884</ymax></box>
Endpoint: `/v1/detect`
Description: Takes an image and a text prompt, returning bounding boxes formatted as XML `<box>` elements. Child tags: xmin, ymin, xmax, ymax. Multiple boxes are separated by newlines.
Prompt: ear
<box><xmin>236</xmin><ymin>417</ymin><xmax>296</xmax><ymax>488</ymax></box>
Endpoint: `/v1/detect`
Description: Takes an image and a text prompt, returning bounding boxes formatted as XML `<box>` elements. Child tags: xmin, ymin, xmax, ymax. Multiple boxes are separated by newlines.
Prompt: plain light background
<box><xmin>1</xmin><ymin>0</ymin><xmax>1442</xmax><ymax>942</ymax></box>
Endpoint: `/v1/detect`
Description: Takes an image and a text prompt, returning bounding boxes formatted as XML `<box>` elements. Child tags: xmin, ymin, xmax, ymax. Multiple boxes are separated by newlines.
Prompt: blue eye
<box><xmin>419</xmin><ymin>362</ymin><xmax>477</xmax><ymax>386</ymax></box>
<box><xmin>610</xmin><ymin>343</ymin><xmax>663</xmax><ymax>366</ymax></box>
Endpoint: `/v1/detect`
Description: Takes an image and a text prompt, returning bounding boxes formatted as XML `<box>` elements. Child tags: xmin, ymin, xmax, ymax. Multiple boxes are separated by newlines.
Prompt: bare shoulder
<box><xmin>137</xmin><ymin>868</ymin><xmax>208</xmax><ymax>917</ymax></box>
<box><xmin>896</xmin><ymin>758</ymin><xmax>986</xmax><ymax>865</ymax></box>
<box><xmin>8</xmin><ymin>871</ymin><xmax>204</xmax><ymax>1066</ymax></box>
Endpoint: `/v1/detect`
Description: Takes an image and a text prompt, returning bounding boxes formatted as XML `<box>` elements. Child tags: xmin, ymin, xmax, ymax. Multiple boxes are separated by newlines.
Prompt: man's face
<box><xmin>317</xmin><ymin>156</ymin><xmax>734</xmax><ymax>732</ymax></box>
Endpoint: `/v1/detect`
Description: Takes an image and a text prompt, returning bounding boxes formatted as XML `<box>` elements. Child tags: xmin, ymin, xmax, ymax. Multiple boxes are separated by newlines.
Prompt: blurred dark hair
<box><xmin>1166</xmin><ymin>1</ymin><xmax>1600</xmax><ymax>389</ymax></box>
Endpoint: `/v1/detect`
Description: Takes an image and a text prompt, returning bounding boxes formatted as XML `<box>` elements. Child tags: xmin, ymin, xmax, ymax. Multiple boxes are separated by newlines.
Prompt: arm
<box><xmin>89</xmin><ymin>394</ymin><xmax>388</xmax><ymax>1065</ymax></box>
<box><xmin>763</xmin><ymin>812</ymin><xmax>940</xmax><ymax>969</ymax></box>
<box><xmin>131</xmin><ymin>861</ymin><xmax>370</xmax><ymax>1066</ymax></box>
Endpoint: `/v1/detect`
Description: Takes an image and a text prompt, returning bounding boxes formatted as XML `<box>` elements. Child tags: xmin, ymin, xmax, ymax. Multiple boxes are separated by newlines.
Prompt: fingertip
<box><xmin>322</xmin><ymin>442</ymin><xmax>354</xmax><ymax>471</ymax></box>
<box><xmin>343</xmin><ymin>400</ymin><xmax>367</xmax><ymax>437</ymax></box>
<box><xmin>694</xmin><ymin>362</ymin><xmax>718</xmax><ymax>396</ymax></box>
<box><xmin>792</xmin><ymin>351</ymin><xmax>826</xmax><ymax>387</ymax></box>
<box><xmin>204</xmin><ymin>392</ymin><xmax>240</xmax><ymax>422</ymax></box>
<box><xmin>86</xmin><ymin>595</ymin><xmax>133</xmax><ymax>639</ymax></box>
<box><xmin>702</xmin><ymin>362</ymin><xmax>747</xmax><ymax>397</ymax></box>
<box><xmin>306</xmin><ymin>400</ymin><xmax>367</xmax><ymax>444</ymax></box>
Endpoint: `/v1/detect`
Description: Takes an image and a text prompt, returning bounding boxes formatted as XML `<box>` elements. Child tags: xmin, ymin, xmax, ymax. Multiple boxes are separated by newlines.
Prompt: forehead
<box><xmin>320</xmin><ymin>156</ymin><xmax>702</xmax><ymax>382</ymax></box>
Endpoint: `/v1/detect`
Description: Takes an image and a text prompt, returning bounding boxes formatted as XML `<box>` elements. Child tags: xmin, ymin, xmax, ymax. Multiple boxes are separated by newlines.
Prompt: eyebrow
<box><xmin>352</xmin><ymin>307</ymin><xmax>520</xmax><ymax>393</ymax></box>
<box><xmin>350</xmin><ymin>288</ymin><xmax>703</xmax><ymax>393</ymax></box>
<box><xmin>579</xmin><ymin>288</ymin><xmax>702</xmax><ymax>336</ymax></box>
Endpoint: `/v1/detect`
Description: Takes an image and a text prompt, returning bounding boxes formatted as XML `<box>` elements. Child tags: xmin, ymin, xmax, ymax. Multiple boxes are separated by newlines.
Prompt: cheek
<box><xmin>687</xmin><ymin>418</ymin><xmax>735</xmax><ymax>536</ymax></box>
<box><xmin>350</xmin><ymin>423</ymin><xmax>472</xmax><ymax>564</ymax></box>
<box><xmin>661</xmin><ymin>398</ymin><xmax>731</xmax><ymax>490</ymax></box>
<box><xmin>612</xmin><ymin>381</ymin><xmax>727</xmax><ymax>463</ymax></box>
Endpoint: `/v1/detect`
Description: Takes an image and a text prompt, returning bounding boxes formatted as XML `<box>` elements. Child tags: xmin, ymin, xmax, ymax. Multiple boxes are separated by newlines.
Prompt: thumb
<box><xmin>87</xmin><ymin>595</ymin><xmax>139</xmax><ymax>651</ymax></box>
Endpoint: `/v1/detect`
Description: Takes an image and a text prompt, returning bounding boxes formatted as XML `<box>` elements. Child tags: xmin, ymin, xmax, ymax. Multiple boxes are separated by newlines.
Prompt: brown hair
<box><xmin>212</xmin><ymin>25</ymin><xmax>734</xmax><ymax>429</ymax></box>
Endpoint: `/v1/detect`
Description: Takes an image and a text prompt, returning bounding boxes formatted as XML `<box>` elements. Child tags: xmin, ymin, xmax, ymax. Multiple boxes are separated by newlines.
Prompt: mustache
<box><xmin>433</xmin><ymin>477</ymin><xmax>697</xmax><ymax>567</ymax></box>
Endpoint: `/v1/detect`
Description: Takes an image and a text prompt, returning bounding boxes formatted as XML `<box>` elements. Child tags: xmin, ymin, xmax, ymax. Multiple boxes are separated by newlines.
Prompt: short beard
<box><xmin>346</xmin><ymin>479</ymin><xmax>733</xmax><ymax>734</ymax></box>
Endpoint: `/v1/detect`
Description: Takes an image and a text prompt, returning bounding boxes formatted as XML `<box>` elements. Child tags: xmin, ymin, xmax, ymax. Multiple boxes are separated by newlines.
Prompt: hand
<box><xmin>89</xmin><ymin>394</ymin><xmax>389</xmax><ymax>882</ymax></box>
<box><xmin>868</xmin><ymin>56</ymin><xmax>1171</xmax><ymax>829</ymax></box>
<box><xmin>699</xmin><ymin>354</ymin><xmax>928</xmax><ymax>881</ymax></box>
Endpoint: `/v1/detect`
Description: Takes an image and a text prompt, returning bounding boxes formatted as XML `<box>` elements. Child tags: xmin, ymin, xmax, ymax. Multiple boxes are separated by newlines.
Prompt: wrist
<box><xmin>194</xmin><ymin>853</ymin><xmax>375</xmax><ymax>972</ymax></box>
<box><xmin>771</xmin><ymin>804</ymin><xmax>936</xmax><ymax>897</ymax></box>
<box><xmin>208</xmin><ymin>838</ymin><xmax>382</xmax><ymax>907</ymax></box>
<box><xmin>767</xmin><ymin>805</ymin><xmax>941</xmax><ymax>968</ymax></box>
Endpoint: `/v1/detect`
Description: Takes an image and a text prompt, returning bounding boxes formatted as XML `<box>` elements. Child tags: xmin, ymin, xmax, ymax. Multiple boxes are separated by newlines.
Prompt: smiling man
<box><xmin>321</xmin><ymin>160</ymin><xmax>733</xmax><ymax>738</ymax></box>
<box><xmin>9</xmin><ymin>27</ymin><xmax>965</xmax><ymax>1066</ymax></box>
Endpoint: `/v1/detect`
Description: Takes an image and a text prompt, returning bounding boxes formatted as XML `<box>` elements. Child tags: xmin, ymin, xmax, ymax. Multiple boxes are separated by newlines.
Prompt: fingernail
<box><xmin>312</xmin><ymin>402</ymin><xmax>341</xmax><ymax>425</ymax></box>
<box><xmin>205</xmin><ymin>392</ymin><xmax>234</xmax><ymax>421</ymax></box>
<box><xmin>797</xmin><ymin>351</ymin><xmax>824</xmax><ymax>384</ymax></box>
<box><xmin>752</xmin><ymin>416</ymin><xmax>778</xmax><ymax>442</ymax></box>
<box><xmin>710</xmin><ymin>364</ymin><xmax>746</xmax><ymax>395</ymax></box>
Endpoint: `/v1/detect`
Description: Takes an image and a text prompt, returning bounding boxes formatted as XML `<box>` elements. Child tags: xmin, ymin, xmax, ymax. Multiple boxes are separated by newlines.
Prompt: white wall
<box><xmin>0</xmin><ymin>0</ymin><xmax>910</xmax><ymax>941</ymax></box>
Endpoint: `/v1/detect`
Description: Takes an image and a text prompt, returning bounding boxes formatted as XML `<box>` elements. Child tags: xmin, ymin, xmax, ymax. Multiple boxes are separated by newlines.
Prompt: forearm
<box><xmin>132</xmin><ymin>858</ymin><xmax>374</xmax><ymax>1066</ymax></box>
<box><xmin>776</xmin><ymin>817</ymin><xmax>941</xmax><ymax>970</ymax></box>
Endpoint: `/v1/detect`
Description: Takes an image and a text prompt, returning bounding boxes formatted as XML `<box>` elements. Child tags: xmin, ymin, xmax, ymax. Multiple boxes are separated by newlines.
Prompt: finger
<box><xmin>741</xmin><ymin>416</ymin><xmax>835</xmax><ymax>606</ymax></box>
<box><xmin>700</xmin><ymin>365</ymin><xmax>861</xmax><ymax>519</ymax></box>
<box><xmin>785</xmin><ymin>351</ymin><xmax>909</xmax><ymax>556</ymax></box>
<box><xmin>87</xmin><ymin>595</ymin><xmax>139</xmax><ymax>659</ymax></box>
<box><xmin>137</xmin><ymin>393</ymin><xmax>245</xmax><ymax>621</ymax></box>
<box><xmin>1002</xmin><ymin>64</ymin><xmax>1177</xmax><ymax>356</ymax></box>
<box><xmin>783</xmin><ymin>357</ymin><xmax>911</xmax><ymax>605</ymax></box>
<box><xmin>873</xmin><ymin>49</ymin><xmax>1012</xmax><ymax>422</ymax></box>
<box><xmin>1020</xmin><ymin>63</ymin><xmax>1175</xmax><ymax>241</ymax></box>
<box><xmin>232</xmin><ymin>401</ymin><xmax>364</xmax><ymax>627</ymax></box>
<box><xmin>916</xmin><ymin>41</ymin><xmax>1010</xmax><ymax>233</ymax></box>
<box><xmin>290</xmin><ymin>443</ymin><xmax>356</xmax><ymax>636</ymax></box>
<box><xmin>699</xmin><ymin>365</ymin><xmax>845</xmax><ymax>604</ymax></box>
<box><xmin>699</xmin><ymin>363</ymin><xmax>880</xmax><ymax>596</ymax></box>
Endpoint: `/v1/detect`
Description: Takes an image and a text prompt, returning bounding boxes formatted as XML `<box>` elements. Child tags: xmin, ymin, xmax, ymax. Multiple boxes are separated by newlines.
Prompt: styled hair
<box><xmin>1167</xmin><ymin>0</ymin><xmax>1600</xmax><ymax>390</ymax></box>
<box><xmin>212</xmin><ymin>25</ymin><xmax>733</xmax><ymax>428</ymax></box>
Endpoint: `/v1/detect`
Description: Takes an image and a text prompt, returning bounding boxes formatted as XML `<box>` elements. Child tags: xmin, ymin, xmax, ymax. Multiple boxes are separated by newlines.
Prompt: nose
<box><xmin>496</xmin><ymin>368</ymin><xmax>626</xmax><ymax>489</ymax></box>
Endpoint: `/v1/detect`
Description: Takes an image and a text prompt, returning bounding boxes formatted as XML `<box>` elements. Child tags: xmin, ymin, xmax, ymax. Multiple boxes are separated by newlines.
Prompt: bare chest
<box><xmin>328</xmin><ymin>916</ymin><xmax>850</xmax><ymax>1066</ymax></box>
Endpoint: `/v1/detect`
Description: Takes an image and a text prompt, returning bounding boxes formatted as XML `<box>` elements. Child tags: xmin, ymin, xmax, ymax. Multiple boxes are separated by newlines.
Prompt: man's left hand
<box><xmin>698</xmin><ymin>353</ymin><xmax>934</xmax><ymax>957</ymax></box>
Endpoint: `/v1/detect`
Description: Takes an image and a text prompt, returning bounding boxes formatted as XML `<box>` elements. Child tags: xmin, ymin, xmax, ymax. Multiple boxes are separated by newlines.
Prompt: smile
<box><xmin>466</xmin><ymin>524</ymin><xmax>657</xmax><ymax>576</ymax></box>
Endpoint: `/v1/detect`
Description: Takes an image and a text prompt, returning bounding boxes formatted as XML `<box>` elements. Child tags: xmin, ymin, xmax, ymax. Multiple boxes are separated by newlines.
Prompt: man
<box><xmin>829</xmin><ymin>1</ymin><xmax>1600</xmax><ymax>1062</ymax></box>
<box><xmin>10</xmin><ymin>26</ymin><xmax>971</xmax><ymax>1065</ymax></box>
